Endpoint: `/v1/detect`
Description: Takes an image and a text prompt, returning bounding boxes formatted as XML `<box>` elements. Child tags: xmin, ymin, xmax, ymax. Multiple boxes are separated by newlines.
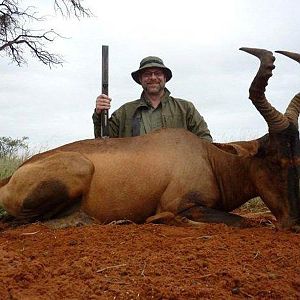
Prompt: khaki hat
<box><xmin>131</xmin><ymin>56</ymin><xmax>172</xmax><ymax>84</ymax></box>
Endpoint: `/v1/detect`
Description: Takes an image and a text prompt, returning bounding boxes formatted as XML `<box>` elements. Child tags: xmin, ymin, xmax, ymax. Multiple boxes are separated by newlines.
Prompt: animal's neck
<box><xmin>211</xmin><ymin>153</ymin><xmax>257</xmax><ymax>210</ymax></box>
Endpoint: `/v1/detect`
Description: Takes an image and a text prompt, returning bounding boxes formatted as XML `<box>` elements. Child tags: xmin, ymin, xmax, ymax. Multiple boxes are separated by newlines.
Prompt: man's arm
<box><xmin>186</xmin><ymin>103</ymin><xmax>213</xmax><ymax>142</ymax></box>
<box><xmin>93</xmin><ymin>93</ymin><xmax>120</xmax><ymax>138</ymax></box>
<box><xmin>92</xmin><ymin>109</ymin><xmax>120</xmax><ymax>138</ymax></box>
<box><xmin>92</xmin><ymin>110</ymin><xmax>103</xmax><ymax>138</ymax></box>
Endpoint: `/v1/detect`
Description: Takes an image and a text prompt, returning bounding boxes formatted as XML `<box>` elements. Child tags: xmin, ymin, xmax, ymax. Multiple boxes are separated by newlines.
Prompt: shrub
<box><xmin>0</xmin><ymin>136</ymin><xmax>30</xmax><ymax>180</ymax></box>
<box><xmin>0</xmin><ymin>136</ymin><xmax>31</xmax><ymax>217</ymax></box>
<box><xmin>0</xmin><ymin>156</ymin><xmax>24</xmax><ymax>180</ymax></box>
<box><xmin>0</xmin><ymin>136</ymin><xmax>29</xmax><ymax>159</ymax></box>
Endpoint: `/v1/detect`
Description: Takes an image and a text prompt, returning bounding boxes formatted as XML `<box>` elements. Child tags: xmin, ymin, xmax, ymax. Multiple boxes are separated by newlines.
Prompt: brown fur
<box><xmin>1</xmin><ymin>48</ymin><xmax>300</xmax><ymax>230</ymax></box>
<box><xmin>0</xmin><ymin>128</ymin><xmax>299</xmax><ymax>230</ymax></box>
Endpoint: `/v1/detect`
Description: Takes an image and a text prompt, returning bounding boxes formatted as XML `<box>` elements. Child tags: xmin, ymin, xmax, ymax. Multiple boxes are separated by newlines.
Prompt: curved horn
<box><xmin>240</xmin><ymin>47</ymin><xmax>274</xmax><ymax>101</ymax></box>
<box><xmin>276</xmin><ymin>51</ymin><xmax>300</xmax><ymax>127</ymax></box>
<box><xmin>276</xmin><ymin>50</ymin><xmax>300</xmax><ymax>64</ymax></box>
<box><xmin>284</xmin><ymin>94</ymin><xmax>300</xmax><ymax>128</ymax></box>
<box><xmin>240</xmin><ymin>47</ymin><xmax>289</xmax><ymax>132</ymax></box>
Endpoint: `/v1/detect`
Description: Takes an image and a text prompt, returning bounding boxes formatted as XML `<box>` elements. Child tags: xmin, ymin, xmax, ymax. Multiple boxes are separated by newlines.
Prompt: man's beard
<box><xmin>143</xmin><ymin>81</ymin><xmax>165</xmax><ymax>95</ymax></box>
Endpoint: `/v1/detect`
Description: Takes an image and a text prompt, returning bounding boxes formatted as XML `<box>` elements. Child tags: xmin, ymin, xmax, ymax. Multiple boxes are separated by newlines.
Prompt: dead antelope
<box><xmin>0</xmin><ymin>48</ymin><xmax>300</xmax><ymax>230</ymax></box>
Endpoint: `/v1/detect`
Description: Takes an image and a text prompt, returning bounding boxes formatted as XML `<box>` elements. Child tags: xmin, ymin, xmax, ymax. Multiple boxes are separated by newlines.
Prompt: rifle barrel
<box><xmin>101</xmin><ymin>45</ymin><xmax>109</xmax><ymax>138</ymax></box>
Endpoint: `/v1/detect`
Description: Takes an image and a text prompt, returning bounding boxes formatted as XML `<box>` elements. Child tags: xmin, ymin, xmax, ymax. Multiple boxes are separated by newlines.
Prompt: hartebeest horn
<box><xmin>276</xmin><ymin>50</ymin><xmax>300</xmax><ymax>127</ymax></box>
<box><xmin>275</xmin><ymin>50</ymin><xmax>300</xmax><ymax>64</ymax></box>
<box><xmin>240</xmin><ymin>47</ymin><xmax>289</xmax><ymax>132</ymax></box>
<box><xmin>284</xmin><ymin>94</ymin><xmax>300</xmax><ymax>128</ymax></box>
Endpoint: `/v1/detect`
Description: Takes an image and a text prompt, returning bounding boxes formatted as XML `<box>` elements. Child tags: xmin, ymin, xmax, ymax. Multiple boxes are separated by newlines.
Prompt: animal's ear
<box><xmin>213</xmin><ymin>143</ymin><xmax>239</xmax><ymax>155</ymax></box>
<box><xmin>213</xmin><ymin>141</ymin><xmax>260</xmax><ymax>157</ymax></box>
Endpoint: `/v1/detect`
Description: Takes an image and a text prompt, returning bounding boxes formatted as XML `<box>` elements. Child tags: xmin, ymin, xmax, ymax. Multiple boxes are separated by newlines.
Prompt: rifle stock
<box><xmin>101</xmin><ymin>45</ymin><xmax>109</xmax><ymax>138</ymax></box>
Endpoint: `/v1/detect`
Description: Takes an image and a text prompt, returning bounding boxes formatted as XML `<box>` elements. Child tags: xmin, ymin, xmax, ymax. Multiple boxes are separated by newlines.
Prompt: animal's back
<box><xmin>0</xmin><ymin>129</ymin><xmax>215</xmax><ymax>223</ymax></box>
<box><xmin>78</xmin><ymin>129</ymin><xmax>216</xmax><ymax>223</ymax></box>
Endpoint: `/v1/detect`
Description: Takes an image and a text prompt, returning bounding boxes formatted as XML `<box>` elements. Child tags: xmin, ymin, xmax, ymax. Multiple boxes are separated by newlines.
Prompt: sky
<box><xmin>1</xmin><ymin>0</ymin><xmax>300</xmax><ymax>151</ymax></box>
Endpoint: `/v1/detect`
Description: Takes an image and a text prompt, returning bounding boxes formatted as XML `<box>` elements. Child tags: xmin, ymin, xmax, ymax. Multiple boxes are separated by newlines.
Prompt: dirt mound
<box><xmin>1</xmin><ymin>213</ymin><xmax>300</xmax><ymax>299</ymax></box>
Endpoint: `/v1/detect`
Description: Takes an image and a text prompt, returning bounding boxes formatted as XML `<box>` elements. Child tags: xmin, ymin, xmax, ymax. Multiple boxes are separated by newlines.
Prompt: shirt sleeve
<box><xmin>92</xmin><ymin>109</ymin><xmax>102</xmax><ymax>138</ymax></box>
<box><xmin>92</xmin><ymin>109</ymin><xmax>120</xmax><ymax>138</ymax></box>
<box><xmin>186</xmin><ymin>103</ymin><xmax>213</xmax><ymax>142</ymax></box>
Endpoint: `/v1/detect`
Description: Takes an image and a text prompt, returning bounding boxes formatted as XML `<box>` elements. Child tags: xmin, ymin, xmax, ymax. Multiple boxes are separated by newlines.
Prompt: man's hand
<box><xmin>96</xmin><ymin>94</ymin><xmax>111</xmax><ymax>114</ymax></box>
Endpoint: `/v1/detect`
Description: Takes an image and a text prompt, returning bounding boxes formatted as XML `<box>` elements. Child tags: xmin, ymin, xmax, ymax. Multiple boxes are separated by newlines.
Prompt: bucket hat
<box><xmin>131</xmin><ymin>56</ymin><xmax>172</xmax><ymax>84</ymax></box>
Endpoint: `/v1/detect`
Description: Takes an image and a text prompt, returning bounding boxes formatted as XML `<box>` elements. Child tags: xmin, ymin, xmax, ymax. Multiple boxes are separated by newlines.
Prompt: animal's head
<box><xmin>241</xmin><ymin>48</ymin><xmax>300</xmax><ymax>230</ymax></box>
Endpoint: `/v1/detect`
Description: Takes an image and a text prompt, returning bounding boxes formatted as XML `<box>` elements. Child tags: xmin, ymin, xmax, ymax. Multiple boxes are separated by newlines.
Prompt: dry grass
<box><xmin>238</xmin><ymin>197</ymin><xmax>269</xmax><ymax>213</ymax></box>
<box><xmin>0</xmin><ymin>156</ymin><xmax>26</xmax><ymax>217</ymax></box>
<box><xmin>0</xmin><ymin>157</ymin><xmax>24</xmax><ymax>180</ymax></box>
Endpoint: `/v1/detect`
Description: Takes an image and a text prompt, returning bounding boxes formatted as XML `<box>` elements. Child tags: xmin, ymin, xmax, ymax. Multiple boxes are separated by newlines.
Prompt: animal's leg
<box><xmin>178</xmin><ymin>206</ymin><xmax>248</xmax><ymax>227</ymax></box>
<box><xmin>159</xmin><ymin>184</ymin><xmax>248</xmax><ymax>227</ymax></box>
<box><xmin>146</xmin><ymin>211</ymin><xmax>208</xmax><ymax>227</ymax></box>
<box><xmin>146</xmin><ymin>208</ymin><xmax>247</xmax><ymax>227</ymax></box>
<box><xmin>174</xmin><ymin>192</ymin><xmax>247</xmax><ymax>227</ymax></box>
<box><xmin>2</xmin><ymin>152</ymin><xmax>94</xmax><ymax>222</ymax></box>
<box><xmin>159</xmin><ymin>190</ymin><xmax>248</xmax><ymax>227</ymax></box>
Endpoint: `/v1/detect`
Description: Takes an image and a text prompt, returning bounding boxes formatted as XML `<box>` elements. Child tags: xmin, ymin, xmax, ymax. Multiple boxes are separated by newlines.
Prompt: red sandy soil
<box><xmin>0</xmin><ymin>212</ymin><xmax>299</xmax><ymax>299</ymax></box>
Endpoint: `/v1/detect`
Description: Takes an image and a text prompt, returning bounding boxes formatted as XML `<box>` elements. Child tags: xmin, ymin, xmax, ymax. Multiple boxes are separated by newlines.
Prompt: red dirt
<box><xmin>1</xmin><ymin>212</ymin><xmax>300</xmax><ymax>299</ymax></box>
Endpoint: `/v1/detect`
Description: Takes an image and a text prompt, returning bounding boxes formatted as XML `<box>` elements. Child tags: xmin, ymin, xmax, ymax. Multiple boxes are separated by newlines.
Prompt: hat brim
<box><xmin>131</xmin><ymin>63</ymin><xmax>172</xmax><ymax>84</ymax></box>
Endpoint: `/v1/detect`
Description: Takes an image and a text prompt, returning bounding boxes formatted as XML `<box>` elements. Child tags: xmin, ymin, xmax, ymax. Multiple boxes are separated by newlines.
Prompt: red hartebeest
<box><xmin>0</xmin><ymin>48</ymin><xmax>300</xmax><ymax>230</ymax></box>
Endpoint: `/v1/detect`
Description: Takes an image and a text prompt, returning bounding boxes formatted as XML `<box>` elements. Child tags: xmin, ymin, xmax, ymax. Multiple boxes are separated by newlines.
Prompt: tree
<box><xmin>0</xmin><ymin>136</ymin><xmax>29</xmax><ymax>158</ymax></box>
<box><xmin>0</xmin><ymin>0</ymin><xmax>91</xmax><ymax>67</ymax></box>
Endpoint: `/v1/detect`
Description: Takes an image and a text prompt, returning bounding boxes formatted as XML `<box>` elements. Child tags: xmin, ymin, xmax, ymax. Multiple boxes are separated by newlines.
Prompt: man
<box><xmin>93</xmin><ymin>56</ymin><xmax>212</xmax><ymax>141</ymax></box>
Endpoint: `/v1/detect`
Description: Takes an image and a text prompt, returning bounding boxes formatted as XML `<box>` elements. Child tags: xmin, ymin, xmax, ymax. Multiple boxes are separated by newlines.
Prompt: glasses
<box><xmin>142</xmin><ymin>71</ymin><xmax>164</xmax><ymax>78</ymax></box>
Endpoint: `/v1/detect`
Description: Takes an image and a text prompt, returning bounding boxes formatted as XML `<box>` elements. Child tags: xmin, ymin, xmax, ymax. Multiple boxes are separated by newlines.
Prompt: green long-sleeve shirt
<box><xmin>93</xmin><ymin>89</ymin><xmax>212</xmax><ymax>142</ymax></box>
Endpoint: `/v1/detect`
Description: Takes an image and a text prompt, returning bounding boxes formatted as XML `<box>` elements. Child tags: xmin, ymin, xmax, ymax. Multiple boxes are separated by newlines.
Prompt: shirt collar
<box><xmin>138</xmin><ymin>88</ymin><xmax>171</xmax><ymax>109</ymax></box>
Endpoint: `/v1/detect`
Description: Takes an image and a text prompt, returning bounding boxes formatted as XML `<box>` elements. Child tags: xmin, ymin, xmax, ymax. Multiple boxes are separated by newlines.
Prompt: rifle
<box><xmin>100</xmin><ymin>45</ymin><xmax>109</xmax><ymax>138</ymax></box>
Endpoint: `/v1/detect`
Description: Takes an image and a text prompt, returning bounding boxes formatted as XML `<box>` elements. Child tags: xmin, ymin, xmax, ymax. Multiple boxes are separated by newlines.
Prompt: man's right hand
<box><xmin>95</xmin><ymin>94</ymin><xmax>111</xmax><ymax>114</ymax></box>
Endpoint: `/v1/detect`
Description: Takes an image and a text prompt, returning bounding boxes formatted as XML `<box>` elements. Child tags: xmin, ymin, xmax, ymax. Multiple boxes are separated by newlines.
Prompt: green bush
<box><xmin>0</xmin><ymin>137</ymin><xmax>31</xmax><ymax>217</ymax></box>
<box><xmin>0</xmin><ymin>136</ymin><xmax>30</xmax><ymax>179</ymax></box>
<box><xmin>0</xmin><ymin>156</ymin><xmax>24</xmax><ymax>180</ymax></box>
<box><xmin>0</xmin><ymin>136</ymin><xmax>29</xmax><ymax>158</ymax></box>
<box><xmin>0</xmin><ymin>156</ymin><xmax>25</xmax><ymax>217</ymax></box>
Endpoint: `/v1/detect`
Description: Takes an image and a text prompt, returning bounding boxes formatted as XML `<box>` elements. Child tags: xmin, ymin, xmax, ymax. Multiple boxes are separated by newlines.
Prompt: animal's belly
<box><xmin>81</xmin><ymin>195</ymin><xmax>159</xmax><ymax>224</ymax></box>
<box><xmin>81</xmin><ymin>156</ymin><xmax>170</xmax><ymax>223</ymax></box>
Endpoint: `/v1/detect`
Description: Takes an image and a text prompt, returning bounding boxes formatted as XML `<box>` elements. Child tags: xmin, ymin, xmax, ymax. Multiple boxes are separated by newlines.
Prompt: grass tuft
<box><xmin>238</xmin><ymin>197</ymin><xmax>269</xmax><ymax>213</ymax></box>
<box><xmin>0</xmin><ymin>157</ymin><xmax>24</xmax><ymax>180</ymax></box>
<box><xmin>0</xmin><ymin>156</ymin><xmax>27</xmax><ymax>218</ymax></box>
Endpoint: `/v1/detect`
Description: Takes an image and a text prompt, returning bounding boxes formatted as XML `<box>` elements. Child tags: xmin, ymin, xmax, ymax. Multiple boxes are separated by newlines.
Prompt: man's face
<box><xmin>139</xmin><ymin>67</ymin><xmax>166</xmax><ymax>96</ymax></box>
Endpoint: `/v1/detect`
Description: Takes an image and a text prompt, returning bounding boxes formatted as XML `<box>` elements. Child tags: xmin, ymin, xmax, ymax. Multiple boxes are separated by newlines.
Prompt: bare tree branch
<box><xmin>0</xmin><ymin>0</ymin><xmax>91</xmax><ymax>67</ymax></box>
<box><xmin>54</xmin><ymin>0</ymin><xmax>91</xmax><ymax>18</ymax></box>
